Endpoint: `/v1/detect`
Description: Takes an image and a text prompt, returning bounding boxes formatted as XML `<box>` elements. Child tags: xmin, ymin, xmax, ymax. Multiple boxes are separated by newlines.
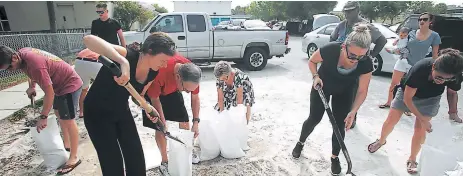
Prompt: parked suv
<box><xmin>396</xmin><ymin>14</ymin><xmax>463</xmax><ymax>52</ymax></box>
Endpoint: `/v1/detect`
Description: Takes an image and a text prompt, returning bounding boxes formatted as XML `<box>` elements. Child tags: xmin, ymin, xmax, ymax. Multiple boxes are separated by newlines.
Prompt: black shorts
<box><xmin>53</xmin><ymin>87</ymin><xmax>82</xmax><ymax>120</ymax></box>
<box><xmin>143</xmin><ymin>91</ymin><xmax>189</xmax><ymax>130</ymax></box>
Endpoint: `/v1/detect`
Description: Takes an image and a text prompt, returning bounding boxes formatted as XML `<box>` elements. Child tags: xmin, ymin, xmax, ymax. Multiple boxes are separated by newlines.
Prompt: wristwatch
<box><xmin>192</xmin><ymin>118</ymin><xmax>200</xmax><ymax>123</ymax></box>
<box><xmin>39</xmin><ymin>114</ymin><xmax>48</xmax><ymax>119</ymax></box>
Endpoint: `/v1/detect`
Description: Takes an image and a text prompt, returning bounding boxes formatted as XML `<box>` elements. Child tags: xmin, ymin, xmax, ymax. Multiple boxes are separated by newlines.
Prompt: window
<box><xmin>154</xmin><ymin>15</ymin><xmax>184</xmax><ymax>33</ymax></box>
<box><xmin>187</xmin><ymin>15</ymin><xmax>206</xmax><ymax>32</ymax></box>
<box><xmin>0</xmin><ymin>6</ymin><xmax>10</xmax><ymax>31</ymax></box>
<box><xmin>323</xmin><ymin>25</ymin><xmax>336</xmax><ymax>35</ymax></box>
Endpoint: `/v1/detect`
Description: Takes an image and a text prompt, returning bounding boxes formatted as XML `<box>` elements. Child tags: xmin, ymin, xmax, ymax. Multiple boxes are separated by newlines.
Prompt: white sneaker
<box><xmin>158</xmin><ymin>162</ymin><xmax>170</xmax><ymax>176</ymax></box>
<box><xmin>192</xmin><ymin>151</ymin><xmax>200</xmax><ymax>164</ymax></box>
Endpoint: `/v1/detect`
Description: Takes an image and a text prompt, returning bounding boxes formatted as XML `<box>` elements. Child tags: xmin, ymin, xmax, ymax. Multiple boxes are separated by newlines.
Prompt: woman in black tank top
<box><xmin>292</xmin><ymin>24</ymin><xmax>374</xmax><ymax>175</ymax></box>
<box><xmin>82</xmin><ymin>33</ymin><xmax>175</xmax><ymax>176</ymax></box>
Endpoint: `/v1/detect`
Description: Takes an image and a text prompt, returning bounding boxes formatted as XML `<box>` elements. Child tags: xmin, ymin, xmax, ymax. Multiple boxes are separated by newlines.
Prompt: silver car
<box><xmin>302</xmin><ymin>23</ymin><xmax>401</xmax><ymax>75</ymax></box>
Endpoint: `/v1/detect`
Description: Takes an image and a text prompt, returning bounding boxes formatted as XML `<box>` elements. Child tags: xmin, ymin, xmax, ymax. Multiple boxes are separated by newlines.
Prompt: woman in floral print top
<box><xmin>213</xmin><ymin>61</ymin><xmax>255</xmax><ymax>124</ymax></box>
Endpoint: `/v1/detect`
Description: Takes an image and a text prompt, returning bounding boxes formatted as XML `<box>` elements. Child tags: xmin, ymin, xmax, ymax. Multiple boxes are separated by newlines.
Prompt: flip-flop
<box><xmin>406</xmin><ymin>160</ymin><xmax>418</xmax><ymax>174</ymax></box>
<box><xmin>79</xmin><ymin>116</ymin><xmax>84</xmax><ymax>118</ymax></box>
<box><xmin>368</xmin><ymin>139</ymin><xmax>386</xmax><ymax>153</ymax></box>
<box><xmin>65</xmin><ymin>148</ymin><xmax>70</xmax><ymax>152</ymax></box>
<box><xmin>378</xmin><ymin>104</ymin><xmax>390</xmax><ymax>109</ymax></box>
<box><xmin>404</xmin><ymin>112</ymin><xmax>412</xmax><ymax>116</ymax></box>
<box><xmin>57</xmin><ymin>159</ymin><xmax>82</xmax><ymax>175</ymax></box>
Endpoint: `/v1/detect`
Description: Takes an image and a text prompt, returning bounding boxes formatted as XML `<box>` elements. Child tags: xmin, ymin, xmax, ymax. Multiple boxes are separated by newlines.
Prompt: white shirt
<box><xmin>397</xmin><ymin>38</ymin><xmax>408</xmax><ymax>49</ymax></box>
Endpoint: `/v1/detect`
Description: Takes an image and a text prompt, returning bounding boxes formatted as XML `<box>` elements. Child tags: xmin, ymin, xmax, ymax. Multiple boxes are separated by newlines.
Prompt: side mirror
<box><xmin>149</xmin><ymin>26</ymin><xmax>158</xmax><ymax>33</ymax></box>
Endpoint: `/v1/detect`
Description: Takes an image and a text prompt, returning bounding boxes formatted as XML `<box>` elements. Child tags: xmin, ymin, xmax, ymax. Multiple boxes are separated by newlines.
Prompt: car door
<box><xmin>153</xmin><ymin>14</ymin><xmax>188</xmax><ymax>57</ymax></box>
<box><xmin>314</xmin><ymin>25</ymin><xmax>336</xmax><ymax>48</ymax></box>
<box><xmin>186</xmin><ymin>14</ymin><xmax>211</xmax><ymax>59</ymax></box>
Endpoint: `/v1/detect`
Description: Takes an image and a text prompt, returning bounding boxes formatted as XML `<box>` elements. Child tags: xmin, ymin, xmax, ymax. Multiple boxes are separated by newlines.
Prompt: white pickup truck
<box><xmin>124</xmin><ymin>12</ymin><xmax>291</xmax><ymax>71</ymax></box>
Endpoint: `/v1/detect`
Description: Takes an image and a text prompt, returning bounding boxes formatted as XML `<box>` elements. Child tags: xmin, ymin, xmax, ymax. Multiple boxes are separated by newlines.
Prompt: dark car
<box><xmin>396</xmin><ymin>14</ymin><xmax>463</xmax><ymax>52</ymax></box>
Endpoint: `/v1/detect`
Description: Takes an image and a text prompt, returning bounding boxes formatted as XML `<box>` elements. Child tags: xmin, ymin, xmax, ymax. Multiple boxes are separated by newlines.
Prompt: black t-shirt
<box><xmin>84</xmin><ymin>48</ymin><xmax>158</xmax><ymax>113</ymax></box>
<box><xmin>318</xmin><ymin>42</ymin><xmax>373</xmax><ymax>93</ymax></box>
<box><xmin>401</xmin><ymin>58</ymin><xmax>462</xmax><ymax>99</ymax></box>
<box><xmin>91</xmin><ymin>18</ymin><xmax>122</xmax><ymax>45</ymax></box>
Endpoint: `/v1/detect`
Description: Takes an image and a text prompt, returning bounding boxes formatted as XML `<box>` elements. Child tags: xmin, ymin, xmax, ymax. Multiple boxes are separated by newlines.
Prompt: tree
<box><xmin>408</xmin><ymin>1</ymin><xmax>434</xmax><ymax>13</ymax></box>
<box><xmin>232</xmin><ymin>5</ymin><xmax>248</xmax><ymax>15</ymax></box>
<box><xmin>432</xmin><ymin>3</ymin><xmax>448</xmax><ymax>14</ymax></box>
<box><xmin>113</xmin><ymin>1</ymin><xmax>154</xmax><ymax>31</ymax></box>
<box><xmin>247</xmin><ymin>1</ymin><xmax>337</xmax><ymax>21</ymax></box>
<box><xmin>379</xmin><ymin>1</ymin><xmax>409</xmax><ymax>24</ymax></box>
<box><xmin>152</xmin><ymin>3</ymin><xmax>168</xmax><ymax>13</ymax></box>
<box><xmin>358</xmin><ymin>1</ymin><xmax>381</xmax><ymax>23</ymax></box>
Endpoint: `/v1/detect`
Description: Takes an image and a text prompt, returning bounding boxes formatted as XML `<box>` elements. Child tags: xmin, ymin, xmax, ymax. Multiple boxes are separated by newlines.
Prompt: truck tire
<box><xmin>243</xmin><ymin>48</ymin><xmax>268</xmax><ymax>71</ymax></box>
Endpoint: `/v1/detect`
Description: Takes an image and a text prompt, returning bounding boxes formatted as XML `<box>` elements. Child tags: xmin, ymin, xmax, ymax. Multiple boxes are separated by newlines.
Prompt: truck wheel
<box><xmin>243</xmin><ymin>48</ymin><xmax>268</xmax><ymax>71</ymax></box>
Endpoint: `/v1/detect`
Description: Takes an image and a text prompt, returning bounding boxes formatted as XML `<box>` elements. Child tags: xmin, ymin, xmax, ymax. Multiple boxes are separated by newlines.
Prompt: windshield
<box><xmin>373</xmin><ymin>23</ymin><xmax>398</xmax><ymax>39</ymax></box>
<box><xmin>243</xmin><ymin>20</ymin><xmax>268</xmax><ymax>28</ymax></box>
<box><xmin>142</xmin><ymin>15</ymin><xmax>160</xmax><ymax>31</ymax></box>
<box><xmin>218</xmin><ymin>21</ymin><xmax>229</xmax><ymax>25</ymax></box>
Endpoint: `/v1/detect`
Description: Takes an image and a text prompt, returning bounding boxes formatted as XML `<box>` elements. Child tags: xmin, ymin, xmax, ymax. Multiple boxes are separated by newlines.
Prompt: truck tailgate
<box><xmin>212</xmin><ymin>30</ymin><xmax>288</xmax><ymax>58</ymax></box>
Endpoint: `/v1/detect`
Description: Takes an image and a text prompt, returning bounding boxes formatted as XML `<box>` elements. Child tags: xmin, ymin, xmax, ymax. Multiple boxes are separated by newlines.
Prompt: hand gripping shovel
<box><xmin>98</xmin><ymin>55</ymin><xmax>188</xmax><ymax>147</ymax></box>
<box><xmin>315</xmin><ymin>85</ymin><xmax>355</xmax><ymax>176</ymax></box>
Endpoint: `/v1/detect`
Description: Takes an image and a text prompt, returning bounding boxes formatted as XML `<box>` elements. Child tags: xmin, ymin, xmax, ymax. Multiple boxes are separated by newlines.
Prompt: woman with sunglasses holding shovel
<box><xmin>368</xmin><ymin>49</ymin><xmax>463</xmax><ymax>174</ymax></box>
<box><xmin>81</xmin><ymin>32</ymin><xmax>175</xmax><ymax>176</ymax></box>
<box><xmin>292</xmin><ymin>23</ymin><xmax>374</xmax><ymax>176</ymax></box>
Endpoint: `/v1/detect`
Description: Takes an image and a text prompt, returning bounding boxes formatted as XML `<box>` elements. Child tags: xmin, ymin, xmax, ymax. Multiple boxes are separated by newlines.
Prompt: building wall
<box><xmin>0</xmin><ymin>1</ymin><xmax>50</xmax><ymax>32</ymax></box>
<box><xmin>173</xmin><ymin>1</ymin><xmax>231</xmax><ymax>16</ymax></box>
<box><xmin>0</xmin><ymin>1</ymin><xmax>114</xmax><ymax>32</ymax></box>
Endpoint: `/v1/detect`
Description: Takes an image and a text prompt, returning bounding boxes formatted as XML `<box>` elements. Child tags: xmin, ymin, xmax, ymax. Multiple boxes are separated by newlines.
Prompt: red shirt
<box><xmin>147</xmin><ymin>54</ymin><xmax>200</xmax><ymax>98</ymax></box>
<box><xmin>19</xmin><ymin>48</ymin><xmax>83</xmax><ymax>96</ymax></box>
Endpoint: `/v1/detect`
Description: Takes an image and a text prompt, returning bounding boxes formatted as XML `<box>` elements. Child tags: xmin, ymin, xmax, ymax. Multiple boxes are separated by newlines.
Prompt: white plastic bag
<box><xmin>419</xmin><ymin>119</ymin><xmax>457</xmax><ymax>176</ymax></box>
<box><xmin>31</xmin><ymin>116</ymin><xmax>68</xmax><ymax>170</ymax></box>
<box><xmin>198</xmin><ymin>117</ymin><xmax>221</xmax><ymax>161</ymax></box>
<box><xmin>445</xmin><ymin>162</ymin><xmax>463</xmax><ymax>176</ymax></box>
<box><xmin>229</xmin><ymin>105</ymin><xmax>250</xmax><ymax>151</ymax></box>
<box><xmin>168</xmin><ymin>130</ymin><xmax>194</xmax><ymax>176</ymax></box>
<box><xmin>214</xmin><ymin>110</ymin><xmax>245</xmax><ymax>159</ymax></box>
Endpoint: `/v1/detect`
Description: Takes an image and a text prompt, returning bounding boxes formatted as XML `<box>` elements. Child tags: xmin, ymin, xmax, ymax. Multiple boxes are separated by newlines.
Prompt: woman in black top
<box><xmin>292</xmin><ymin>23</ymin><xmax>374</xmax><ymax>175</ymax></box>
<box><xmin>82</xmin><ymin>33</ymin><xmax>175</xmax><ymax>176</ymax></box>
<box><xmin>368</xmin><ymin>48</ymin><xmax>463</xmax><ymax>174</ymax></box>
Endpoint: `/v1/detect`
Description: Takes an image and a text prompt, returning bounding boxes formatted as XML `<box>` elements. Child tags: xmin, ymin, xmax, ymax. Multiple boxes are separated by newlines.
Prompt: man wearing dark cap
<box><xmin>330</xmin><ymin>1</ymin><xmax>387</xmax><ymax>129</ymax></box>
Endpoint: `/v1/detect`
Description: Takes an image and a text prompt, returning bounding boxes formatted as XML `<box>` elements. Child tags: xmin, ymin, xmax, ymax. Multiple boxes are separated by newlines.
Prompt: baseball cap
<box><xmin>343</xmin><ymin>1</ymin><xmax>359</xmax><ymax>11</ymax></box>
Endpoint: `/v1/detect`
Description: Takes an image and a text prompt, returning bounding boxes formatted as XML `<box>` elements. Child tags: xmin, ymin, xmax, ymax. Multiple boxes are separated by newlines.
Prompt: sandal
<box><xmin>368</xmin><ymin>139</ymin><xmax>386</xmax><ymax>153</ymax></box>
<box><xmin>406</xmin><ymin>160</ymin><xmax>418</xmax><ymax>174</ymax></box>
<box><xmin>379</xmin><ymin>104</ymin><xmax>390</xmax><ymax>109</ymax></box>
<box><xmin>57</xmin><ymin>159</ymin><xmax>82</xmax><ymax>175</ymax></box>
<box><xmin>449</xmin><ymin>113</ymin><xmax>463</xmax><ymax>123</ymax></box>
<box><xmin>404</xmin><ymin>112</ymin><xmax>412</xmax><ymax>116</ymax></box>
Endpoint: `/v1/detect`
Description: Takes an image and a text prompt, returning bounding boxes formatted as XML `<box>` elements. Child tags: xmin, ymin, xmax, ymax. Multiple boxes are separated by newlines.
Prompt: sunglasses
<box><xmin>96</xmin><ymin>11</ymin><xmax>105</xmax><ymax>15</ymax></box>
<box><xmin>418</xmin><ymin>18</ymin><xmax>429</xmax><ymax>22</ymax></box>
<box><xmin>345</xmin><ymin>45</ymin><xmax>369</xmax><ymax>61</ymax></box>
<box><xmin>434</xmin><ymin>75</ymin><xmax>456</xmax><ymax>82</ymax></box>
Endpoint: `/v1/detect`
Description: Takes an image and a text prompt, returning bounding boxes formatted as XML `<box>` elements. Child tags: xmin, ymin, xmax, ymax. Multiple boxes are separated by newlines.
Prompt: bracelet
<box><xmin>312</xmin><ymin>74</ymin><xmax>319</xmax><ymax>79</ymax></box>
<box><xmin>192</xmin><ymin>118</ymin><xmax>200</xmax><ymax>123</ymax></box>
<box><xmin>39</xmin><ymin>114</ymin><xmax>48</xmax><ymax>119</ymax></box>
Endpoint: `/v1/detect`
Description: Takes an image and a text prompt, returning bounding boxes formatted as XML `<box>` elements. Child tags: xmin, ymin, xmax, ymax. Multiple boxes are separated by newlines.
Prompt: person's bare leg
<box><xmin>381</xmin><ymin>70</ymin><xmax>405</xmax><ymax>107</ymax></box>
<box><xmin>155</xmin><ymin>130</ymin><xmax>168</xmax><ymax>162</ymax></box>
<box><xmin>409</xmin><ymin>116</ymin><xmax>431</xmax><ymax>162</ymax></box>
<box><xmin>246</xmin><ymin>105</ymin><xmax>251</xmax><ymax>124</ymax></box>
<box><xmin>60</xmin><ymin>119</ymin><xmax>80</xmax><ymax>166</ymax></box>
<box><xmin>447</xmin><ymin>88</ymin><xmax>461</xmax><ymax>123</ymax></box>
<box><xmin>56</xmin><ymin>110</ymin><xmax>70</xmax><ymax>150</ymax></box>
<box><xmin>379</xmin><ymin>108</ymin><xmax>404</xmax><ymax>144</ymax></box>
<box><xmin>78</xmin><ymin>88</ymin><xmax>88</xmax><ymax>117</ymax></box>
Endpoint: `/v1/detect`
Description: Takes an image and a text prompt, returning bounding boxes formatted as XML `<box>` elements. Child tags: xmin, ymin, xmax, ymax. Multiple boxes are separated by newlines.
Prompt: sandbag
<box><xmin>168</xmin><ymin>130</ymin><xmax>194</xmax><ymax>176</ymax></box>
<box><xmin>198</xmin><ymin>117</ymin><xmax>220</xmax><ymax>161</ymax></box>
<box><xmin>229</xmin><ymin>105</ymin><xmax>250</xmax><ymax>151</ymax></box>
<box><xmin>214</xmin><ymin>110</ymin><xmax>245</xmax><ymax>159</ymax></box>
<box><xmin>31</xmin><ymin>116</ymin><xmax>68</xmax><ymax>170</ymax></box>
<box><xmin>419</xmin><ymin>119</ymin><xmax>458</xmax><ymax>176</ymax></box>
<box><xmin>445</xmin><ymin>162</ymin><xmax>463</xmax><ymax>176</ymax></box>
